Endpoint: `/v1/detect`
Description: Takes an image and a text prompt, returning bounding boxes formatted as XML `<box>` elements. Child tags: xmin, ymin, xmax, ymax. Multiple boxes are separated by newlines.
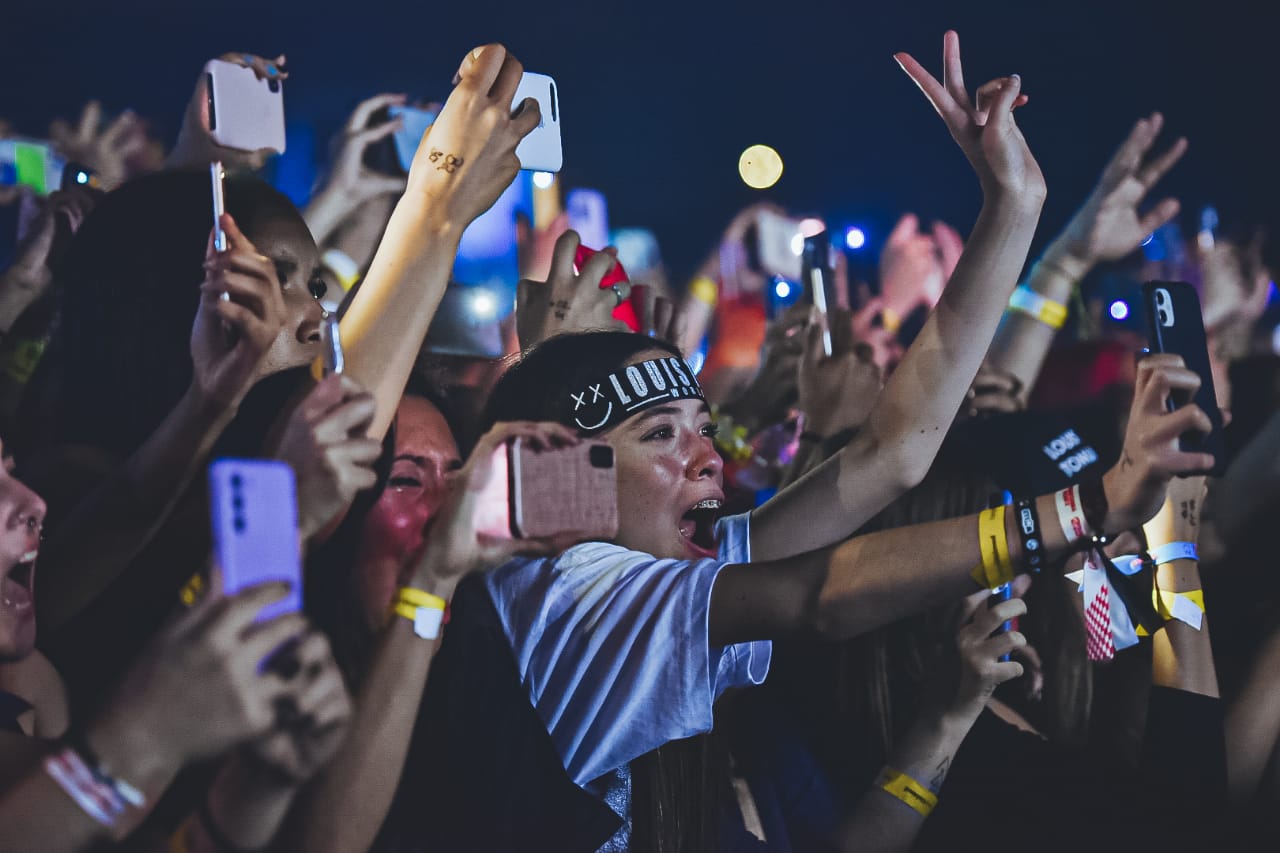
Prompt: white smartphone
<box><xmin>754</xmin><ymin>209</ymin><xmax>804</xmax><ymax>281</ymax></box>
<box><xmin>203</xmin><ymin>59</ymin><xmax>287</xmax><ymax>153</ymax></box>
<box><xmin>208</xmin><ymin>459</ymin><xmax>302</xmax><ymax>622</ymax></box>
<box><xmin>512</xmin><ymin>72</ymin><xmax>562</xmax><ymax>173</ymax></box>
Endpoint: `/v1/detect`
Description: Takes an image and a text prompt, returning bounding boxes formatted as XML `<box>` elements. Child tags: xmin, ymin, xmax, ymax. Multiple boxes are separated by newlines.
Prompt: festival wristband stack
<box><xmin>876</xmin><ymin>767</ymin><xmax>938</xmax><ymax>818</ymax></box>
<box><xmin>1054</xmin><ymin>480</ymin><xmax>1112</xmax><ymax>548</ymax></box>
<box><xmin>1008</xmin><ymin>284</ymin><xmax>1068</xmax><ymax>330</ymax></box>
<box><xmin>44</xmin><ymin>741</ymin><xmax>146</xmax><ymax>828</ymax></box>
<box><xmin>391</xmin><ymin>586</ymin><xmax>448</xmax><ymax>640</ymax></box>
<box><xmin>972</xmin><ymin>505</ymin><xmax>1016</xmax><ymax>590</ymax></box>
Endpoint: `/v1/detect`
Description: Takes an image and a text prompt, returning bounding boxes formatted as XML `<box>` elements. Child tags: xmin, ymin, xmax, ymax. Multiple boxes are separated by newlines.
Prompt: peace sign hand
<box><xmin>895</xmin><ymin>31</ymin><xmax>1046</xmax><ymax>202</ymax></box>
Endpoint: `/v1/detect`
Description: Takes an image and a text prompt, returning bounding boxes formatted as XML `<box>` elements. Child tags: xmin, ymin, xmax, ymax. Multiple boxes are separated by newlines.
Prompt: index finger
<box><xmin>548</xmin><ymin>229</ymin><xmax>582</xmax><ymax>285</ymax></box>
<box><xmin>218</xmin><ymin>213</ymin><xmax>263</xmax><ymax>258</ymax></box>
<box><xmin>76</xmin><ymin>101</ymin><xmax>102</xmax><ymax>142</ymax></box>
<box><xmin>894</xmin><ymin>52</ymin><xmax>964</xmax><ymax>125</ymax></box>
<box><xmin>942</xmin><ymin>30</ymin><xmax>974</xmax><ymax>112</ymax></box>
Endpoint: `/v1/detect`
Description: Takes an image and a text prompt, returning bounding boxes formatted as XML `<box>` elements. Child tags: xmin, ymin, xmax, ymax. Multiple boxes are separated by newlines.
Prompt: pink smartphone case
<box><xmin>203</xmin><ymin>59</ymin><xmax>287</xmax><ymax>154</ymax></box>
<box><xmin>510</xmin><ymin>439</ymin><xmax>618</xmax><ymax>540</ymax></box>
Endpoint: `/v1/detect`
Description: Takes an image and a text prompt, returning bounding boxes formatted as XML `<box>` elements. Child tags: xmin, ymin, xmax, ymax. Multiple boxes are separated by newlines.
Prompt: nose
<box><xmin>685</xmin><ymin>431</ymin><xmax>724</xmax><ymax>482</ymax></box>
<box><xmin>296</xmin><ymin>297</ymin><xmax>324</xmax><ymax>344</ymax></box>
<box><xmin>2</xmin><ymin>480</ymin><xmax>45</xmax><ymax>540</ymax></box>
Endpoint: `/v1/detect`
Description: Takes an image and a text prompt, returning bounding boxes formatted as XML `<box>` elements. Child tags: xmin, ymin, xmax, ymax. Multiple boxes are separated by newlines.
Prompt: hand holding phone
<box><xmin>203</xmin><ymin>58</ymin><xmax>287</xmax><ymax>252</ymax></box>
<box><xmin>208</xmin><ymin>459</ymin><xmax>302</xmax><ymax>623</ymax></box>
<box><xmin>1141</xmin><ymin>281</ymin><xmax>1225</xmax><ymax>475</ymax></box>
<box><xmin>473</xmin><ymin>435</ymin><xmax>618</xmax><ymax>542</ymax></box>
<box><xmin>574</xmin><ymin>243</ymin><xmax>640</xmax><ymax>332</ymax></box>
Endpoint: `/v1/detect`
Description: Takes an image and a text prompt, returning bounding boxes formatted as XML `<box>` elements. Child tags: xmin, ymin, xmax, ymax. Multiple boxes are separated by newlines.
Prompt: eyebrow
<box><xmin>629</xmin><ymin>402</ymin><xmax>712</xmax><ymax>427</ymax></box>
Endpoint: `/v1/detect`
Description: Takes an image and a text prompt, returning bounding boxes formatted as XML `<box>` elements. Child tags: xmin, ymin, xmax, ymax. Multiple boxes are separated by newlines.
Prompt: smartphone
<box><xmin>574</xmin><ymin>244</ymin><xmax>640</xmax><ymax>331</ymax></box>
<box><xmin>363</xmin><ymin>104</ymin><xmax>439</xmax><ymax>175</ymax></box>
<box><xmin>0</xmin><ymin>139</ymin><xmax>66</xmax><ymax>196</ymax></box>
<box><xmin>1141</xmin><ymin>281</ymin><xmax>1225</xmax><ymax>475</ymax></box>
<box><xmin>512</xmin><ymin>72</ymin><xmax>562</xmax><ymax>173</ymax></box>
<box><xmin>60</xmin><ymin>161</ymin><xmax>101</xmax><ymax>192</ymax></box>
<box><xmin>203</xmin><ymin>59</ymin><xmax>287</xmax><ymax>153</ymax></box>
<box><xmin>802</xmin><ymin>232</ymin><xmax>835</xmax><ymax>356</ymax></box>
<box><xmin>208</xmin><ymin>459</ymin><xmax>302</xmax><ymax>622</ymax></box>
<box><xmin>205</xmin><ymin>59</ymin><xmax>286</xmax><ymax>253</ymax></box>
<box><xmin>566</xmin><ymin>188</ymin><xmax>609</xmax><ymax>250</ymax></box>
<box><xmin>753</xmin><ymin>209</ymin><xmax>804</xmax><ymax>281</ymax></box>
<box><xmin>474</xmin><ymin>438</ymin><xmax>619</xmax><ymax>540</ymax></box>
<box><xmin>321</xmin><ymin>312</ymin><xmax>344</xmax><ymax>375</ymax></box>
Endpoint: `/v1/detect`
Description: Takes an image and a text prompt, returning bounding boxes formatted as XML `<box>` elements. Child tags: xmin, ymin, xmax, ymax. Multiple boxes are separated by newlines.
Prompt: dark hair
<box><xmin>18</xmin><ymin>169</ymin><xmax>308</xmax><ymax>459</ymax></box>
<box><xmin>483</xmin><ymin>331</ymin><xmax>684</xmax><ymax>432</ymax></box>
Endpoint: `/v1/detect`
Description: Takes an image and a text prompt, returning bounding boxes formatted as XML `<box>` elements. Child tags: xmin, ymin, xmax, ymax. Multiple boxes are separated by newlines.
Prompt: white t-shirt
<box><xmin>485</xmin><ymin>512</ymin><xmax>771</xmax><ymax>787</ymax></box>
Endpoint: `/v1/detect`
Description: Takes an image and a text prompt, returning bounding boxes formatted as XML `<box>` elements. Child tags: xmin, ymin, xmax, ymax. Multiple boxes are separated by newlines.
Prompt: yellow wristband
<box><xmin>975</xmin><ymin>505</ymin><xmax>1014</xmax><ymax>589</ymax></box>
<box><xmin>877</xmin><ymin>767</ymin><xmax>938</xmax><ymax>818</ymax></box>
<box><xmin>391</xmin><ymin>602</ymin><xmax>447</xmax><ymax>640</ymax></box>
<box><xmin>1154</xmin><ymin>588</ymin><xmax>1206</xmax><ymax>623</ymax></box>
<box><xmin>880</xmin><ymin>307</ymin><xmax>902</xmax><ymax>334</ymax></box>
<box><xmin>396</xmin><ymin>587</ymin><xmax>447</xmax><ymax>611</ymax></box>
<box><xmin>690</xmin><ymin>276</ymin><xmax>718</xmax><ymax>306</ymax></box>
<box><xmin>1008</xmin><ymin>285</ymin><xmax>1068</xmax><ymax>330</ymax></box>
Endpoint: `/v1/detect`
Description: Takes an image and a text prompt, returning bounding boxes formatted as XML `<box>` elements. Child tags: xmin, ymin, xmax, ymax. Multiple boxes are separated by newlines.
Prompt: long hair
<box><xmin>830</xmin><ymin>442</ymin><xmax>1093</xmax><ymax>786</ymax></box>
<box><xmin>18</xmin><ymin>169</ymin><xmax>307</xmax><ymax>459</ymax></box>
<box><xmin>485</xmin><ymin>331</ymin><xmax>727</xmax><ymax>852</ymax></box>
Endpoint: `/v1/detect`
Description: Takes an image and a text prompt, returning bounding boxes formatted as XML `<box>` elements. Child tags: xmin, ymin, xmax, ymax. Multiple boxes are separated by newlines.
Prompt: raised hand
<box><xmin>321</xmin><ymin>94</ymin><xmax>411</xmax><ymax>204</ymax></box>
<box><xmin>895</xmin><ymin>30</ymin><xmax>1045</xmax><ymax>201</ymax></box>
<box><xmin>404</xmin><ymin>44</ymin><xmax>541</xmax><ymax>228</ymax></box>
<box><xmin>48</xmin><ymin>101</ymin><xmax>151</xmax><ymax>191</ymax></box>
<box><xmin>947</xmin><ymin>578</ymin><xmax>1029</xmax><ymax>720</ymax></box>
<box><xmin>248</xmin><ymin>630</ymin><xmax>352</xmax><ymax>783</ymax></box>
<box><xmin>410</xmin><ymin>421</ymin><xmax>588</xmax><ymax>594</ymax></box>
<box><xmin>1048</xmin><ymin>113</ymin><xmax>1186</xmax><ymax>278</ymax></box>
<box><xmin>515</xmin><ymin>229</ymin><xmax>627</xmax><ymax>351</ymax></box>
<box><xmin>0</xmin><ymin>189</ymin><xmax>97</xmax><ymax>330</ymax></box>
<box><xmin>189</xmin><ymin>213</ymin><xmax>288</xmax><ymax>411</ymax></box>
<box><xmin>798</xmin><ymin>307</ymin><xmax>882</xmax><ymax>438</ymax></box>
<box><xmin>167</xmin><ymin>52</ymin><xmax>288</xmax><ymax>170</ymax></box>
<box><xmin>879</xmin><ymin>213</ymin><xmax>947</xmax><ymax>318</ymax></box>
<box><xmin>272</xmin><ymin>373</ymin><xmax>382</xmax><ymax>542</ymax></box>
<box><xmin>1101</xmin><ymin>354</ymin><xmax>1216</xmax><ymax>534</ymax></box>
<box><xmin>96</xmin><ymin>572</ymin><xmax>313</xmax><ymax>767</ymax></box>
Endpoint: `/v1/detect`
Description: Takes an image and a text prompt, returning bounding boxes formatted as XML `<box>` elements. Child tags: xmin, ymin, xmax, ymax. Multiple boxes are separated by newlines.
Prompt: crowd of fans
<box><xmin>0</xmin><ymin>31</ymin><xmax>1278</xmax><ymax>852</ymax></box>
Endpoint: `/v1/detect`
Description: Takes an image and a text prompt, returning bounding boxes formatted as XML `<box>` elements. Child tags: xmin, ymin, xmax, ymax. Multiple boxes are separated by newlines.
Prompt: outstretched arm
<box><xmin>987</xmin><ymin>114</ymin><xmax>1186</xmax><ymax>401</ymax></box>
<box><xmin>337</xmin><ymin>45</ymin><xmax>540</xmax><ymax>439</ymax></box>
<box><xmin>752</xmin><ymin>31</ymin><xmax>1045</xmax><ymax>562</ymax></box>
<box><xmin>715</xmin><ymin>355</ymin><xmax>1213</xmax><ymax>645</ymax></box>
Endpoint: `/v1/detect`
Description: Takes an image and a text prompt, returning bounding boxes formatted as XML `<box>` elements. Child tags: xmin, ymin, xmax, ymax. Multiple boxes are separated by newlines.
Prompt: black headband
<box><xmin>565</xmin><ymin>356</ymin><xmax>705</xmax><ymax>434</ymax></box>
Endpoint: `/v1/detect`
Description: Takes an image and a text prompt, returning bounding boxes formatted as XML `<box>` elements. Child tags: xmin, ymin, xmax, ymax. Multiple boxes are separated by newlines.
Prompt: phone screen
<box><xmin>0</xmin><ymin>139</ymin><xmax>66</xmax><ymax>196</ymax></box>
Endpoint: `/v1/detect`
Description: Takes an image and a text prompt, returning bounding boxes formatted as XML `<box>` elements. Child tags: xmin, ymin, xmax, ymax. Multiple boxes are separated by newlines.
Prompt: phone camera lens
<box><xmin>232</xmin><ymin>494</ymin><xmax>244</xmax><ymax>510</ymax></box>
<box><xmin>589</xmin><ymin>445</ymin><xmax>614</xmax><ymax>469</ymax></box>
<box><xmin>233</xmin><ymin>517</ymin><xmax>246</xmax><ymax>534</ymax></box>
<box><xmin>230</xmin><ymin>474</ymin><xmax>243</xmax><ymax>489</ymax></box>
<box><xmin>268</xmin><ymin>79</ymin><xmax>280</xmax><ymax>93</ymax></box>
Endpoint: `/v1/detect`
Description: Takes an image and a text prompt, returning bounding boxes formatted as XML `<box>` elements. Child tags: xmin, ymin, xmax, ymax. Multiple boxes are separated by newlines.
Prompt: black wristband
<box><xmin>199</xmin><ymin>797</ymin><xmax>267</xmax><ymax>853</ymax></box>
<box><xmin>1013</xmin><ymin>496</ymin><xmax>1045</xmax><ymax>574</ymax></box>
<box><xmin>1078</xmin><ymin>477</ymin><xmax>1112</xmax><ymax>544</ymax></box>
<box><xmin>798</xmin><ymin>431</ymin><xmax>825</xmax><ymax>444</ymax></box>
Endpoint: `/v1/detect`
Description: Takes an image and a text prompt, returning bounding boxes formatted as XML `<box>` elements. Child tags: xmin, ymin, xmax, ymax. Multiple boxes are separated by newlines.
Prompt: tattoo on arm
<box><xmin>1179</xmin><ymin>498</ymin><xmax>1198</xmax><ymax>526</ymax></box>
<box><xmin>427</xmin><ymin>149</ymin><xmax>464</xmax><ymax>173</ymax></box>
<box><xmin>928</xmin><ymin>756</ymin><xmax>951</xmax><ymax>793</ymax></box>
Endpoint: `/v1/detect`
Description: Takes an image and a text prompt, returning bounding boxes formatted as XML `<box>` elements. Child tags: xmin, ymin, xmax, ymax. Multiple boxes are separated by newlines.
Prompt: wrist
<box><xmin>1039</xmin><ymin>242</ymin><xmax>1093</xmax><ymax>282</ymax></box>
<box><xmin>406</xmin><ymin>565</ymin><xmax>459</xmax><ymax>602</ymax></box>
<box><xmin>82</xmin><ymin>706</ymin><xmax>183</xmax><ymax>792</ymax></box>
<box><xmin>981</xmin><ymin>183</ymin><xmax>1047</xmax><ymax>215</ymax></box>
<box><xmin>392</xmin><ymin>190</ymin><xmax>466</xmax><ymax>246</ymax></box>
<box><xmin>1098</xmin><ymin>468</ymin><xmax>1140</xmax><ymax>536</ymax></box>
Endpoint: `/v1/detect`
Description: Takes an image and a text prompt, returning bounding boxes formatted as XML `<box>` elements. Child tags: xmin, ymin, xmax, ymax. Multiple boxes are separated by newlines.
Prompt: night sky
<box><xmin>4</xmin><ymin>0</ymin><xmax>1276</xmax><ymax>280</ymax></box>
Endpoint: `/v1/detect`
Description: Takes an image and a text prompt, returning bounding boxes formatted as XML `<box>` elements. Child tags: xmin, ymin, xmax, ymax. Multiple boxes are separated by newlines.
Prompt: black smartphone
<box><xmin>801</xmin><ymin>232</ymin><xmax>836</xmax><ymax>355</ymax></box>
<box><xmin>1141</xmin><ymin>280</ymin><xmax>1225</xmax><ymax>476</ymax></box>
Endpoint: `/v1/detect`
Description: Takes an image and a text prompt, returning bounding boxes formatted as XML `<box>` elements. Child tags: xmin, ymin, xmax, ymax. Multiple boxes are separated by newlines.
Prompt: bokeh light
<box><xmin>738</xmin><ymin>144</ymin><xmax>783</xmax><ymax>189</ymax></box>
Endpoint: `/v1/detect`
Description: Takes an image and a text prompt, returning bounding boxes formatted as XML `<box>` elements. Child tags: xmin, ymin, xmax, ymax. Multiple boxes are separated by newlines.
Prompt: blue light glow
<box><xmin>845</xmin><ymin>227</ymin><xmax>866</xmax><ymax>250</ymax></box>
<box><xmin>1109</xmin><ymin>300</ymin><xmax>1130</xmax><ymax>321</ymax></box>
<box><xmin>774</xmin><ymin>280</ymin><xmax>792</xmax><ymax>299</ymax></box>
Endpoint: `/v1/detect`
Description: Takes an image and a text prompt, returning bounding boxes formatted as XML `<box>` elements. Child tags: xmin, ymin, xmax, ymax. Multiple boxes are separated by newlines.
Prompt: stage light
<box><xmin>470</xmin><ymin>289</ymin><xmax>498</xmax><ymax>320</ymax></box>
<box><xmin>790</xmin><ymin>233</ymin><xmax>804</xmax><ymax>256</ymax></box>
<box><xmin>1109</xmin><ymin>300</ymin><xmax>1129</xmax><ymax>321</ymax></box>
<box><xmin>738</xmin><ymin>144</ymin><xmax>783</xmax><ymax>189</ymax></box>
<box><xmin>774</xmin><ymin>280</ymin><xmax>792</xmax><ymax>299</ymax></box>
<box><xmin>532</xmin><ymin>171</ymin><xmax>555</xmax><ymax>189</ymax></box>
<box><xmin>845</xmin><ymin>226</ymin><xmax>866</xmax><ymax>250</ymax></box>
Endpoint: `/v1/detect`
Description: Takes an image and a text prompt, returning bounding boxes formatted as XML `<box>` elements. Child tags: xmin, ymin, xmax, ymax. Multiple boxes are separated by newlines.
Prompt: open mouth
<box><xmin>679</xmin><ymin>498</ymin><xmax>722</xmax><ymax>557</ymax></box>
<box><xmin>1</xmin><ymin>551</ymin><xmax>37</xmax><ymax>611</ymax></box>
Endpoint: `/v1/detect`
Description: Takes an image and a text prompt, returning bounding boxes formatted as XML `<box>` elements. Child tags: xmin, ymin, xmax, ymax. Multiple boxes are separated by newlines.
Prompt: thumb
<box><xmin>887</xmin><ymin>213</ymin><xmax>919</xmax><ymax>246</ymax></box>
<box><xmin>959</xmin><ymin>587</ymin><xmax>990</xmax><ymax>624</ymax></box>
